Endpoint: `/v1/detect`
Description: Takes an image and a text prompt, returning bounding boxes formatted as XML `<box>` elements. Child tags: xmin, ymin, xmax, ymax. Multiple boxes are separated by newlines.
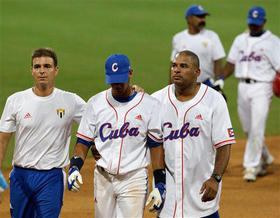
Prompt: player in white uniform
<box><xmin>67</xmin><ymin>54</ymin><xmax>166</xmax><ymax>218</ymax></box>
<box><xmin>170</xmin><ymin>5</ymin><xmax>226</xmax><ymax>92</ymax></box>
<box><xmin>153</xmin><ymin>50</ymin><xmax>235</xmax><ymax>218</ymax></box>
<box><xmin>223</xmin><ymin>6</ymin><xmax>280</xmax><ymax>182</ymax></box>
<box><xmin>0</xmin><ymin>48</ymin><xmax>85</xmax><ymax>217</ymax></box>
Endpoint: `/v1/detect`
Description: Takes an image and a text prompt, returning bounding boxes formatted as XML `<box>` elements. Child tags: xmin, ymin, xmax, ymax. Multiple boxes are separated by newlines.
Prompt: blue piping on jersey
<box><xmin>112</xmin><ymin>91</ymin><xmax>137</xmax><ymax>102</ymax></box>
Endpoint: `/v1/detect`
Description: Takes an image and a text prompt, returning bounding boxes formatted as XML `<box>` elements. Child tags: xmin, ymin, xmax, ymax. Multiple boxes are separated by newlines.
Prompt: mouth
<box><xmin>38</xmin><ymin>77</ymin><xmax>47</xmax><ymax>81</ymax></box>
<box><xmin>198</xmin><ymin>22</ymin><xmax>205</xmax><ymax>27</ymax></box>
<box><xmin>172</xmin><ymin>76</ymin><xmax>182</xmax><ymax>81</ymax></box>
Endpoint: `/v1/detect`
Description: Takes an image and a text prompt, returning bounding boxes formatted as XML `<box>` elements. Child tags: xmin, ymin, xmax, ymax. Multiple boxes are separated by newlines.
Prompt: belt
<box><xmin>240</xmin><ymin>78</ymin><xmax>258</xmax><ymax>84</ymax></box>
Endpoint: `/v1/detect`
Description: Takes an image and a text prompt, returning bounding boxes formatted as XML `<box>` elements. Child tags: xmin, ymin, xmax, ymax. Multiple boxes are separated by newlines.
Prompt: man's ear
<box><xmin>129</xmin><ymin>69</ymin><xmax>134</xmax><ymax>78</ymax></box>
<box><xmin>55</xmin><ymin>66</ymin><xmax>59</xmax><ymax>76</ymax></box>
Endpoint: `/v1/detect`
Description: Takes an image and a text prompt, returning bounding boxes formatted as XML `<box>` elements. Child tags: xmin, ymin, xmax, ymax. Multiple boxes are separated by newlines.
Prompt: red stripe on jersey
<box><xmin>179</xmin><ymin>85</ymin><xmax>208</xmax><ymax>212</ymax></box>
<box><xmin>117</xmin><ymin>92</ymin><xmax>146</xmax><ymax>175</ymax></box>
<box><xmin>148</xmin><ymin>132</ymin><xmax>163</xmax><ymax>143</ymax></box>
<box><xmin>183</xmin><ymin>86</ymin><xmax>208</xmax><ymax>124</ymax></box>
<box><xmin>181</xmin><ymin>139</ymin><xmax>184</xmax><ymax>218</ymax></box>
<box><xmin>173</xmin><ymin>201</ymin><xmax>177</xmax><ymax>218</ymax></box>
<box><xmin>168</xmin><ymin>85</ymin><xmax>178</xmax><ymax>117</ymax></box>
<box><xmin>76</xmin><ymin>132</ymin><xmax>94</xmax><ymax>141</ymax></box>
<box><xmin>106</xmin><ymin>91</ymin><xmax>118</xmax><ymax>122</ymax></box>
<box><xmin>215</xmin><ymin>139</ymin><xmax>236</xmax><ymax>148</ymax></box>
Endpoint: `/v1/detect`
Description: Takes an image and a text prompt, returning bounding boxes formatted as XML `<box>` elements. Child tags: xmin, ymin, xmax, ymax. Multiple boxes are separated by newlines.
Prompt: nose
<box><xmin>38</xmin><ymin>67</ymin><xmax>45</xmax><ymax>74</ymax></box>
<box><xmin>172</xmin><ymin>65</ymin><xmax>180</xmax><ymax>73</ymax></box>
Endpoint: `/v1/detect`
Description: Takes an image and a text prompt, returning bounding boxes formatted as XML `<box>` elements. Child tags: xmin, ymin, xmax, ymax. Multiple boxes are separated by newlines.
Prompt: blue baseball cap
<box><xmin>105</xmin><ymin>54</ymin><xmax>130</xmax><ymax>84</ymax></box>
<box><xmin>185</xmin><ymin>5</ymin><xmax>209</xmax><ymax>19</ymax></box>
<box><xmin>247</xmin><ymin>6</ymin><xmax>266</xmax><ymax>26</ymax></box>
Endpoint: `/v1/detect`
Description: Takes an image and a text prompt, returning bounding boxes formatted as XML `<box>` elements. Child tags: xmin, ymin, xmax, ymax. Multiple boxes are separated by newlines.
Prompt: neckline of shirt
<box><xmin>170</xmin><ymin>83</ymin><xmax>205</xmax><ymax>106</ymax></box>
<box><xmin>29</xmin><ymin>87</ymin><xmax>57</xmax><ymax>101</ymax></box>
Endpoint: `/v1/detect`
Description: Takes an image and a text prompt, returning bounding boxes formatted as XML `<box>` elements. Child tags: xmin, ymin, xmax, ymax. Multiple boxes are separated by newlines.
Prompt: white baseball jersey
<box><xmin>227</xmin><ymin>30</ymin><xmax>280</xmax><ymax>82</ymax></box>
<box><xmin>171</xmin><ymin>29</ymin><xmax>225</xmax><ymax>82</ymax></box>
<box><xmin>0</xmin><ymin>88</ymin><xmax>85</xmax><ymax>170</ymax></box>
<box><xmin>77</xmin><ymin>89</ymin><xmax>163</xmax><ymax>175</ymax></box>
<box><xmin>227</xmin><ymin>30</ymin><xmax>279</xmax><ymax>169</ymax></box>
<box><xmin>152</xmin><ymin>84</ymin><xmax>236</xmax><ymax>217</ymax></box>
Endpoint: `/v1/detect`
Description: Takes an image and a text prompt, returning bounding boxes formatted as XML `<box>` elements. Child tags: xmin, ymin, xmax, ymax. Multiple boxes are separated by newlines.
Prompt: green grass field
<box><xmin>1</xmin><ymin>0</ymin><xmax>279</xmax><ymax>169</ymax></box>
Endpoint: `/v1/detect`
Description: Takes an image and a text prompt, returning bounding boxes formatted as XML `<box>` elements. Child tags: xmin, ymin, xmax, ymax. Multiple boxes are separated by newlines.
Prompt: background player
<box><xmin>152</xmin><ymin>50</ymin><xmax>235</xmax><ymax>217</ymax></box>
<box><xmin>170</xmin><ymin>5</ymin><xmax>226</xmax><ymax>93</ymax></box>
<box><xmin>0</xmin><ymin>48</ymin><xmax>85</xmax><ymax>217</ymax></box>
<box><xmin>222</xmin><ymin>6</ymin><xmax>280</xmax><ymax>182</ymax></box>
<box><xmin>67</xmin><ymin>54</ymin><xmax>166</xmax><ymax>217</ymax></box>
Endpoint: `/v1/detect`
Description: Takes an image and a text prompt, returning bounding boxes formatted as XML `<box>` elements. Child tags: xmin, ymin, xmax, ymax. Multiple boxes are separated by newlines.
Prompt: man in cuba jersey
<box><xmin>67</xmin><ymin>54</ymin><xmax>166</xmax><ymax>217</ymax></box>
<box><xmin>223</xmin><ymin>6</ymin><xmax>279</xmax><ymax>182</ymax></box>
<box><xmin>152</xmin><ymin>50</ymin><xmax>236</xmax><ymax>218</ymax></box>
<box><xmin>0</xmin><ymin>48</ymin><xmax>86</xmax><ymax>217</ymax></box>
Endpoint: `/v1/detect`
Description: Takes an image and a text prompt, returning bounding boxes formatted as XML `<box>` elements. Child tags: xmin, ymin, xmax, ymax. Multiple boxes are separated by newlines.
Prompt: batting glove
<box><xmin>0</xmin><ymin>170</ymin><xmax>8</xmax><ymax>192</ymax></box>
<box><xmin>67</xmin><ymin>167</ymin><xmax>83</xmax><ymax>192</ymax></box>
<box><xmin>146</xmin><ymin>183</ymin><xmax>166</xmax><ymax>212</ymax></box>
<box><xmin>213</xmin><ymin>76</ymin><xmax>225</xmax><ymax>90</ymax></box>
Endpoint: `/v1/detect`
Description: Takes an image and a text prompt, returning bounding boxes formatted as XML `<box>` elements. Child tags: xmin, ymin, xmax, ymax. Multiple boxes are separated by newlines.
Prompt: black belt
<box><xmin>240</xmin><ymin>78</ymin><xmax>258</xmax><ymax>84</ymax></box>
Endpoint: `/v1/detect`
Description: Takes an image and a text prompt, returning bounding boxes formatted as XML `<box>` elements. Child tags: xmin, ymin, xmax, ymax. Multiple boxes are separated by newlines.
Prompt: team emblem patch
<box><xmin>227</xmin><ymin>128</ymin><xmax>234</xmax><ymax>137</ymax></box>
<box><xmin>202</xmin><ymin>41</ymin><xmax>208</xmax><ymax>47</ymax></box>
<box><xmin>57</xmin><ymin>109</ymin><xmax>65</xmax><ymax>118</ymax></box>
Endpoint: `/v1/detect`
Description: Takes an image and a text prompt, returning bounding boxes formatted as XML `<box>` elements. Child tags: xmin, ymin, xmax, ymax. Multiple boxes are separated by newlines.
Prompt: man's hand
<box><xmin>213</xmin><ymin>76</ymin><xmax>224</xmax><ymax>90</ymax></box>
<box><xmin>212</xmin><ymin>77</ymin><xmax>227</xmax><ymax>101</ymax></box>
<box><xmin>199</xmin><ymin>177</ymin><xmax>219</xmax><ymax>202</ymax></box>
<box><xmin>0</xmin><ymin>170</ymin><xmax>8</xmax><ymax>192</ymax></box>
<box><xmin>145</xmin><ymin>183</ymin><xmax>166</xmax><ymax>212</ymax></box>
<box><xmin>67</xmin><ymin>167</ymin><xmax>83</xmax><ymax>192</ymax></box>
<box><xmin>132</xmin><ymin>85</ymin><xmax>144</xmax><ymax>92</ymax></box>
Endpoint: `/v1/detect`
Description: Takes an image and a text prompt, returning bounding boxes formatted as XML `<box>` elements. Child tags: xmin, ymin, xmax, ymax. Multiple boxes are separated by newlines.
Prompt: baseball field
<box><xmin>0</xmin><ymin>0</ymin><xmax>279</xmax><ymax>217</ymax></box>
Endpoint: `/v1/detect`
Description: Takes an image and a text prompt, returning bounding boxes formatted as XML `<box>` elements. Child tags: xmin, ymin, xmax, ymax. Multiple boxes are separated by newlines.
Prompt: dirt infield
<box><xmin>0</xmin><ymin>136</ymin><xmax>279</xmax><ymax>218</ymax></box>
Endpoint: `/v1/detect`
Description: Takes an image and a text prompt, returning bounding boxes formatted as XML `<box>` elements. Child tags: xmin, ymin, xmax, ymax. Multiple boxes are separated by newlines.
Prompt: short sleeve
<box><xmin>170</xmin><ymin>36</ymin><xmax>178</xmax><ymax>61</ymax></box>
<box><xmin>0</xmin><ymin>96</ymin><xmax>16</xmax><ymax>133</ymax></box>
<box><xmin>266</xmin><ymin>37</ymin><xmax>280</xmax><ymax>71</ymax></box>
<box><xmin>212</xmin><ymin>94</ymin><xmax>236</xmax><ymax>148</ymax></box>
<box><xmin>76</xmin><ymin>100</ymin><xmax>96</xmax><ymax>142</ymax></box>
<box><xmin>212</xmin><ymin>32</ymin><xmax>226</xmax><ymax>61</ymax></box>
<box><xmin>147</xmin><ymin>100</ymin><xmax>163</xmax><ymax>146</ymax></box>
<box><xmin>73</xmin><ymin>94</ymin><xmax>86</xmax><ymax>124</ymax></box>
<box><xmin>227</xmin><ymin>37</ymin><xmax>239</xmax><ymax>64</ymax></box>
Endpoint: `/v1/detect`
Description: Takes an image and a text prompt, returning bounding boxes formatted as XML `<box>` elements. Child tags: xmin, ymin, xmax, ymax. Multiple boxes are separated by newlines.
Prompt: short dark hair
<box><xmin>176</xmin><ymin>50</ymin><xmax>200</xmax><ymax>70</ymax></box>
<box><xmin>31</xmin><ymin>48</ymin><xmax>58</xmax><ymax>67</ymax></box>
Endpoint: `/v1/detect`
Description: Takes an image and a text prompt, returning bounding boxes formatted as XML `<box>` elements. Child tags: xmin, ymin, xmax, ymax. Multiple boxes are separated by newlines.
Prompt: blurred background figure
<box><xmin>170</xmin><ymin>4</ymin><xmax>226</xmax><ymax>96</ymax></box>
<box><xmin>222</xmin><ymin>6</ymin><xmax>280</xmax><ymax>182</ymax></box>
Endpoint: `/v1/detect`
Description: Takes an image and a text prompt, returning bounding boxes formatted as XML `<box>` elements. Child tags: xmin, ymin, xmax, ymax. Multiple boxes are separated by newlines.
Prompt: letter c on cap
<box><xmin>252</xmin><ymin>10</ymin><xmax>258</xmax><ymax>18</ymax></box>
<box><xmin>112</xmin><ymin>63</ymin><xmax>118</xmax><ymax>72</ymax></box>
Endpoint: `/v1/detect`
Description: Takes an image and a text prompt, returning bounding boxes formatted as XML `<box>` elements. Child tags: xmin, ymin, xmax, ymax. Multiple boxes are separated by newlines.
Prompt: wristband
<box><xmin>217</xmin><ymin>76</ymin><xmax>224</xmax><ymax>80</ymax></box>
<box><xmin>70</xmin><ymin>156</ymin><xmax>84</xmax><ymax>171</ymax></box>
<box><xmin>153</xmin><ymin>169</ymin><xmax>166</xmax><ymax>185</ymax></box>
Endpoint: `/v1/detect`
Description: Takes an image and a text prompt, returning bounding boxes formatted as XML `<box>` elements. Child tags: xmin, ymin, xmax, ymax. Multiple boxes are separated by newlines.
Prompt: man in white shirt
<box><xmin>0</xmin><ymin>48</ymin><xmax>85</xmax><ymax>217</ymax></box>
<box><xmin>153</xmin><ymin>50</ymin><xmax>235</xmax><ymax>217</ymax></box>
<box><xmin>223</xmin><ymin>6</ymin><xmax>280</xmax><ymax>182</ymax></box>
<box><xmin>170</xmin><ymin>5</ymin><xmax>226</xmax><ymax>94</ymax></box>
<box><xmin>67</xmin><ymin>54</ymin><xmax>166</xmax><ymax>218</ymax></box>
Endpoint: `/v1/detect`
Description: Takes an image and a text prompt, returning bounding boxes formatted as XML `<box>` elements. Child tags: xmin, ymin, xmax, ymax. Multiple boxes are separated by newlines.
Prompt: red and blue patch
<box><xmin>227</xmin><ymin>128</ymin><xmax>234</xmax><ymax>137</ymax></box>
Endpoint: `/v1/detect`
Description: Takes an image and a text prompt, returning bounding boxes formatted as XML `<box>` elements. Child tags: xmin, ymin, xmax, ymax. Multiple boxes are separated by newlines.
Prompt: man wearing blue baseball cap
<box><xmin>170</xmin><ymin>5</ymin><xmax>226</xmax><ymax>98</ymax></box>
<box><xmin>68</xmin><ymin>54</ymin><xmax>166</xmax><ymax>217</ymax></box>
<box><xmin>222</xmin><ymin>6</ymin><xmax>280</xmax><ymax>182</ymax></box>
